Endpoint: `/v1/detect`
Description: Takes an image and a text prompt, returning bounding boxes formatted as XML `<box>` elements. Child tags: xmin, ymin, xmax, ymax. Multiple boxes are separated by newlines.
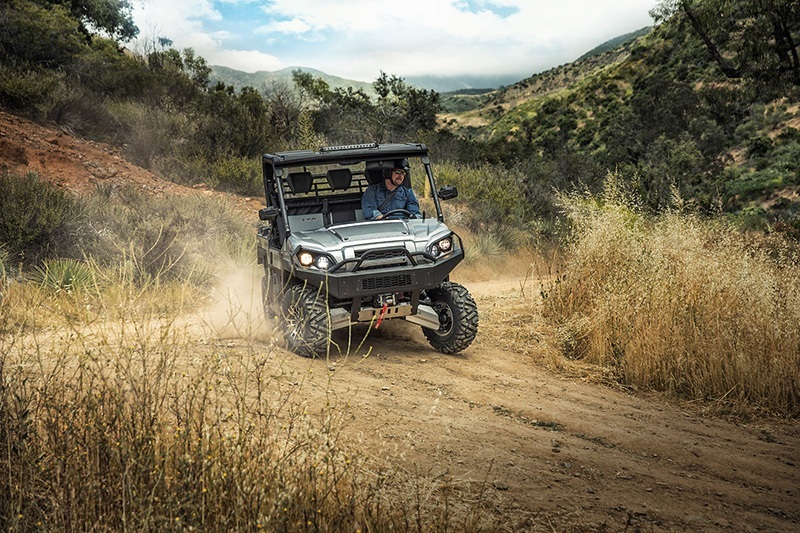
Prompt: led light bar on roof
<box><xmin>319</xmin><ymin>142</ymin><xmax>379</xmax><ymax>152</ymax></box>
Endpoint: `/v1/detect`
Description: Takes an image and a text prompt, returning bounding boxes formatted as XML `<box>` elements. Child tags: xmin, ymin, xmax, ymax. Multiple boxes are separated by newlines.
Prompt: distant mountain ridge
<box><xmin>209</xmin><ymin>66</ymin><xmax>527</xmax><ymax>94</ymax></box>
<box><xmin>210</xmin><ymin>28</ymin><xmax>653</xmax><ymax>97</ymax></box>
<box><xmin>575</xmin><ymin>26</ymin><xmax>652</xmax><ymax>62</ymax></box>
<box><xmin>403</xmin><ymin>74</ymin><xmax>527</xmax><ymax>92</ymax></box>
<box><xmin>208</xmin><ymin>66</ymin><xmax>377</xmax><ymax>96</ymax></box>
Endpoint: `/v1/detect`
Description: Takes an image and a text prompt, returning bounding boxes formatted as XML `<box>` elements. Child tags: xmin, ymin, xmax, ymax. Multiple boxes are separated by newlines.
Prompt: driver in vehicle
<box><xmin>361</xmin><ymin>158</ymin><xmax>422</xmax><ymax>220</ymax></box>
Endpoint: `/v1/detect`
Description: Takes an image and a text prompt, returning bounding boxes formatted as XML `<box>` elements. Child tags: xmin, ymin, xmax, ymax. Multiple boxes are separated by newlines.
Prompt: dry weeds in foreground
<box><xmin>0</xmin><ymin>274</ymin><xmax>522</xmax><ymax>532</ymax></box>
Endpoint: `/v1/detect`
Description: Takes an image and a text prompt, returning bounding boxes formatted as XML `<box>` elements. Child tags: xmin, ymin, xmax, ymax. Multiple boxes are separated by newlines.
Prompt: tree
<box><xmin>295</xmin><ymin>110</ymin><xmax>323</xmax><ymax>149</ymax></box>
<box><xmin>38</xmin><ymin>0</ymin><xmax>138</xmax><ymax>41</ymax></box>
<box><xmin>651</xmin><ymin>0</ymin><xmax>800</xmax><ymax>85</ymax></box>
<box><xmin>373</xmin><ymin>71</ymin><xmax>441</xmax><ymax>135</ymax></box>
<box><xmin>292</xmin><ymin>70</ymin><xmax>441</xmax><ymax>143</ymax></box>
<box><xmin>181</xmin><ymin>48</ymin><xmax>211</xmax><ymax>89</ymax></box>
<box><xmin>0</xmin><ymin>0</ymin><xmax>88</xmax><ymax>66</ymax></box>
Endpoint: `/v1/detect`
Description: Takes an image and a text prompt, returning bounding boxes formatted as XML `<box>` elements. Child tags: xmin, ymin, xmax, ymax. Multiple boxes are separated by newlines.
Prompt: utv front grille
<box><xmin>360</xmin><ymin>274</ymin><xmax>413</xmax><ymax>291</ymax></box>
<box><xmin>355</xmin><ymin>249</ymin><xmax>406</xmax><ymax>260</ymax></box>
<box><xmin>355</xmin><ymin>248</ymin><xmax>411</xmax><ymax>270</ymax></box>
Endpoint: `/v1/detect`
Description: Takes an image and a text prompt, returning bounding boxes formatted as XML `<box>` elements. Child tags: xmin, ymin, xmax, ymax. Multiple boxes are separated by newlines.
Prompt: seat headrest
<box><xmin>365</xmin><ymin>160</ymin><xmax>412</xmax><ymax>187</ymax></box>
<box><xmin>326</xmin><ymin>168</ymin><xmax>352</xmax><ymax>191</ymax></box>
<box><xmin>364</xmin><ymin>161</ymin><xmax>390</xmax><ymax>185</ymax></box>
<box><xmin>287</xmin><ymin>171</ymin><xmax>313</xmax><ymax>194</ymax></box>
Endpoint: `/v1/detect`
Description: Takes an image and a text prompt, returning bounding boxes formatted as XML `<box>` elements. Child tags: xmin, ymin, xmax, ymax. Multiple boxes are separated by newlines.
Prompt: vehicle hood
<box><xmin>290</xmin><ymin>219</ymin><xmax>448</xmax><ymax>249</ymax></box>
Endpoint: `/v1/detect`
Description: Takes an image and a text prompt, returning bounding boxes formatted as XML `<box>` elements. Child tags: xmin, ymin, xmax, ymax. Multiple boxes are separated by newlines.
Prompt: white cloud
<box><xmin>205</xmin><ymin>49</ymin><xmax>283</xmax><ymax>71</ymax></box>
<box><xmin>132</xmin><ymin>0</ymin><xmax>221</xmax><ymax>49</ymax></box>
<box><xmin>132</xmin><ymin>0</ymin><xmax>285</xmax><ymax>72</ymax></box>
<box><xmin>131</xmin><ymin>0</ymin><xmax>656</xmax><ymax>80</ymax></box>
<box><xmin>257</xmin><ymin>19</ymin><xmax>311</xmax><ymax>36</ymax></box>
<box><xmin>257</xmin><ymin>0</ymin><xmax>655</xmax><ymax>78</ymax></box>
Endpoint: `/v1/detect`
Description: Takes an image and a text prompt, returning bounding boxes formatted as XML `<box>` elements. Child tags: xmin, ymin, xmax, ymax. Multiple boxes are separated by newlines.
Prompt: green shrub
<box><xmin>725</xmin><ymin>167</ymin><xmax>790</xmax><ymax>198</ymax></box>
<box><xmin>747</xmin><ymin>135</ymin><xmax>773</xmax><ymax>159</ymax></box>
<box><xmin>106</xmin><ymin>101</ymin><xmax>195</xmax><ymax>170</ymax></box>
<box><xmin>45</xmin><ymin>83</ymin><xmax>119</xmax><ymax>139</ymax></box>
<box><xmin>208</xmin><ymin>156</ymin><xmax>262</xmax><ymax>196</ymax></box>
<box><xmin>776</xmin><ymin>126</ymin><xmax>800</xmax><ymax>142</ymax></box>
<box><xmin>78</xmin><ymin>188</ymin><xmax>251</xmax><ymax>286</ymax></box>
<box><xmin>0</xmin><ymin>65</ymin><xmax>64</xmax><ymax>112</ymax></box>
<box><xmin>0</xmin><ymin>171</ymin><xmax>78</xmax><ymax>261</ymax></box>
<box><xmin>33</xmin><ymin>258</ymin><xmax>94</xmax><ymax>293</ymax></box>
<box><xmin>435</xmin><ymin>162</ymin><xmax>533</xmax><ymax>225</ymax></box>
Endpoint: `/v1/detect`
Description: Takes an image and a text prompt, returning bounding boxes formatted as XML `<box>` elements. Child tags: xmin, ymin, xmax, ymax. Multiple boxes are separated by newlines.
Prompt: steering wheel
<box><xmin>381</xmin><ymin>209</ymin><xmax>414</xmax><ymax>219</ymax></box>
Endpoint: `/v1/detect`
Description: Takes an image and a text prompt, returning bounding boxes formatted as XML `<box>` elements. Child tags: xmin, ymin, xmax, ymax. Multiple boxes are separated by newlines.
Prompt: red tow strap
<box><xmin>374</xmin><ymin>303</ymin><xmax>388</xmax><ymax>329</ymax></box>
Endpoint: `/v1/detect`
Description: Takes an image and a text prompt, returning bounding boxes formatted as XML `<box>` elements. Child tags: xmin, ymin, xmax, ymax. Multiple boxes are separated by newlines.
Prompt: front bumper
<box><xmin>293</xmin><ymin>250</ymin><xmax>463</xmax><ymax>300</ymax></box>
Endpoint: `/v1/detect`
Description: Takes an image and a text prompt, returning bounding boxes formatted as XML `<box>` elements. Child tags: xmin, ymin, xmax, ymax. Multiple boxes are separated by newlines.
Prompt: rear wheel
<box><xmin>281</xmin><ymin>284</ymin><xmax>330</xmax><ymax>358</ymax></box>
<box><xmin>422</xmin><ymin>281</ymin><xmax>478</xmax><ymax>354</ymax></box>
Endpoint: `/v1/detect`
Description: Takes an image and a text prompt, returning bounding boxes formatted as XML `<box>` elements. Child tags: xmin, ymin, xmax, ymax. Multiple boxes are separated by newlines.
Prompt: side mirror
<box><xmin>438</xmin><ymin>186</ymin><xmax>458</xmax><ymax>201</ymax></box>
<box><xmin>259</xmin><ymin>206</ymin><xmax>279</xmax><ymax>221</ymax></box>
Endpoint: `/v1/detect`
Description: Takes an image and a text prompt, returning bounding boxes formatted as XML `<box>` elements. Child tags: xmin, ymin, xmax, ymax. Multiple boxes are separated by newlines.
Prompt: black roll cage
<box><xmin>262</xmin><ymin>143</ymin><xmax>447</xmax><ymax>246</ymax></box>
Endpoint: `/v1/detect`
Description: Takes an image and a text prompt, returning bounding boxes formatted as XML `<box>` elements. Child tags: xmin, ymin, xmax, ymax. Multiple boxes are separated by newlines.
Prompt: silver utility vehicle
<box><xmin>257</xmin><ymin>142</ymin><xmax>478</xmax><ymax>357</ymax></box>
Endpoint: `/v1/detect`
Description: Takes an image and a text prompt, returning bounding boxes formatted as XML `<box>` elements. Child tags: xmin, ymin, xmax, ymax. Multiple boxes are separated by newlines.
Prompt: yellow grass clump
<box><xmin>542</xmin><ymin>175</ymin><xmax>800</xmax><ymax>416</ymax></box>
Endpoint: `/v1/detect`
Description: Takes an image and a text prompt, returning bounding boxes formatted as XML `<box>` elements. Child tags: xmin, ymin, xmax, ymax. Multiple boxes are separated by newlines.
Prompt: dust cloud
<box><xmin>199</xmin><ymin>264</ymin><xmax>275</xmax><ymax>342</ymax></box>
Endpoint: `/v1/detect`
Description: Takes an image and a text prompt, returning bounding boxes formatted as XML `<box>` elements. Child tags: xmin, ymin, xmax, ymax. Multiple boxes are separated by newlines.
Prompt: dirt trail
<box><xmin>198</xmin><ymin>272</ymin><xmax>800</xmax><ymax>531</ymax></box>
<box><xmin>3</xmin><ymin>110</ymin><xmax>799</xmax><ymax>531</ymax></box>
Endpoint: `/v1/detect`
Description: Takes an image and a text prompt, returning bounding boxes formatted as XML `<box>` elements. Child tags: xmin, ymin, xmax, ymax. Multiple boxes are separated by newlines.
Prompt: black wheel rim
<box><xmin>432</xmin><ymin>302</ymin><xmax>454</xmax><ymax>336</ymax></box>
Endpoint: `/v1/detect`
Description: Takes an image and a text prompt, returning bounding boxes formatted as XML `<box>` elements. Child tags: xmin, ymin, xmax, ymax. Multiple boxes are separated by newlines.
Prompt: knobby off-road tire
<box><xmin>261</xmin><ymin>267</ymin><xmax>282</xmax><ymax>320</ymax></box>
<box><xmin>423</xmin><ymin>281</ymin><xmax>478</xmax><ymax>354</ymax></box>
<box><xmin>280</xmin><ymin>284</ymin><xmax>330</xmax><ymax>358</ymax></box>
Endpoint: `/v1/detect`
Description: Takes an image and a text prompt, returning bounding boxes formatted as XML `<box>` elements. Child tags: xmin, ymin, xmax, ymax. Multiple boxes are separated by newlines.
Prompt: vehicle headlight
<box><xmin>296</xmin><ymin>250</ymin><xmax>335</xmax><ymax>271</ymax></box>
<box><xmin>298</xmin><ymin>251</ymin><xmax>314</xmax><ymax>267</ymax></box>
<box><xmin>429</xmin><ymin>236</ymin><xmax>454</xmax><ymax>258</ymax></box>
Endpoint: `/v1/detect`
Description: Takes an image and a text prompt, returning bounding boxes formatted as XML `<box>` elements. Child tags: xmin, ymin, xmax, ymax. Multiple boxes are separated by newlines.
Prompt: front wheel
<box><xmin>422</xmin><ymin>281</ymin><xmax>478</xmax><ymax>354</ymax></box>
<box><xmin>281</xmin><ymin>284</ymin><xmax>330</xmax><ymax>358</ymax></box>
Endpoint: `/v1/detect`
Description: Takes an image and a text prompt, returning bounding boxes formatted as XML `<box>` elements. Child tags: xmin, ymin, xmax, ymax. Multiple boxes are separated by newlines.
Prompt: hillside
<box><xmin>0</xmin><ymin>109</ymin><xmax>262</xmax><ymax>216</ymax></box>
<box><xmin>440</xmin><ymin>14</ymin><xmax>800</xmax><ymax>225</ymax></box>
<box><xmin>440</xmin><ymin>28</ymin><xmax>651</xmax><ymax>131</ymax></box>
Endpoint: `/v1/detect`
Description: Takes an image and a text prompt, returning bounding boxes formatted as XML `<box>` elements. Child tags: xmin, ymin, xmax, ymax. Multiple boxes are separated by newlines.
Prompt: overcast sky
<box><xmin>131</xmin><ymin>0</ymin><xmax>657</xmax><ymax>82</ymax></box>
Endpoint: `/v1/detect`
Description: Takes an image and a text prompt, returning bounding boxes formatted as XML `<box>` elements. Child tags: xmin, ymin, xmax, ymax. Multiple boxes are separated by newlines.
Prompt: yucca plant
<box><xmin>33</xmin><ymin>258</ymin><xmax>94</xmax><ymax>293</ymax></box>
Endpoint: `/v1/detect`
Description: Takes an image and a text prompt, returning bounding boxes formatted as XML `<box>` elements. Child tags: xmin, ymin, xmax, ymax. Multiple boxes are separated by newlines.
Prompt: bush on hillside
<box><xmin>77</xmin><ymin>187</ymin><xmax>252</xmax><ymax>286</ymax></box>
<box><xmin>0</xmin><ymin>171</ymin><xmax>80</xmax><ymax>262</ymax></box>
<box><xmin>33</xmin><ymin>258</ymin><xmax>94</xmax><ymax>293</ymax></box>
<box><xmin>0</xmin><ymin>0</ymin><xmax>88</xmax><ymax>69</ymax></box>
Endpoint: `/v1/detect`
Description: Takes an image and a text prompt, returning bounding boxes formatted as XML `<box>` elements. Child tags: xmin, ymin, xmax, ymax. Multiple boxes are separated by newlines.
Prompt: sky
<box><xmin>131</xmin><ymin>0</ymin><xmax>658</xmax><ymax>83</ymax></box>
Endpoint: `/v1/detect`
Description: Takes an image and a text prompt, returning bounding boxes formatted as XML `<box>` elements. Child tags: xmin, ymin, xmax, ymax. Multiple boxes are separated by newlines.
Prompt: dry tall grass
<box><xmin>542</xmin><ymin>176</ymin><xmax>800</xmax><ymax>416</ymax></box>
<box><xmin>0</xmin><ymin>267</ymin><xmax>517</xmax><ymax>532</ymax></box>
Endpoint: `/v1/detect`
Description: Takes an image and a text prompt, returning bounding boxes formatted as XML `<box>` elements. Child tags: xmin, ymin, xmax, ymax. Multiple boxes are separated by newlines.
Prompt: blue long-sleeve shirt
<box><xmin>361</xmin><ymin>182</ymin><xmax>421</xmax><ymax>220</ymax></box>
